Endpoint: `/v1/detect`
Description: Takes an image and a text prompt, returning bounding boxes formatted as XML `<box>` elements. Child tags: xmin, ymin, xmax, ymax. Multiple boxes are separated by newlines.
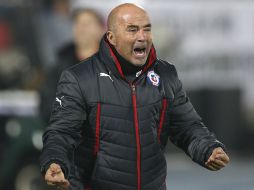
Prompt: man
<box><xmin>40</xmin><ymin>3</ymin><xmax>230</xmax><ymax>190</ymax></box>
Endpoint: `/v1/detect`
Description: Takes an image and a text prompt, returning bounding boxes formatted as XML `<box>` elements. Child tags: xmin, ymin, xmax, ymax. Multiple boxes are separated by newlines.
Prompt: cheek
<box><xmin>114</xmin><ymin>33</ymin><xmax>135</xmax><ymax>55</ymax></box>
<box><xmin>122</xmin><ymin>42</ymin><xmax>133</xmax><ymax>56</ymax></box>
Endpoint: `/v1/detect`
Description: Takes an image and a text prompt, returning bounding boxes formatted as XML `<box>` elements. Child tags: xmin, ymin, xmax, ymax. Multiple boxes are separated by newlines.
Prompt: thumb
<box><xmin>45</xmin><ymin>163</ymin><xmax>70</xmax><ymax>188</ymax></box>
<box><xmin>206</xmin><ymin>147</ymin><xmax>221</xmax><ymax>164</ymax></box>
<box><xmin>45</xmin><ymin>163</ymin><xmax>65</xmax><ymax>181</ymax></box>
<box><xmin>215</xmin><ymin>147</ymin><xmax>224</xmax><ymax>154</ymax></box>
<box><xmin>49</xmin><ymin>163</ymin><xmax>62</xmax><ymax>174</ymax></box>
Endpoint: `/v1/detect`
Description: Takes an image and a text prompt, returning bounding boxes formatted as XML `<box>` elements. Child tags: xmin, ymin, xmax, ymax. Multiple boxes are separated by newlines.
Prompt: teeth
<box><xmin>133</xmin><ymin>47</ymin><xmax>146</xmax><ymax>57</ymax></box>
<box><xmin>136</xmin><ymin>51</ymin><xmax>144</xmax><ymax>55</ymax></box>
<box><xmin>134</xmin><ymin>49</ymin><xmax>145</xmax><ymax>56</ymax></box>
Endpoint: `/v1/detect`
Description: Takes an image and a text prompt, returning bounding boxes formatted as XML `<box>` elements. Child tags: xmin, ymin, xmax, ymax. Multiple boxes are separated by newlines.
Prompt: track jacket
<box><xmin>40</xmin><ymin>36</ymin><xmax>226</xmax><ymax>190</ymax></box>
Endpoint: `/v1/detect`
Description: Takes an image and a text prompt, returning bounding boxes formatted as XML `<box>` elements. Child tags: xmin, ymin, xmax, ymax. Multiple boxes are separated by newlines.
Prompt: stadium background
<box><xmin>0</xmin><ymin>0</ymin><xmax>253</xmax><ymax>189</ymax></box>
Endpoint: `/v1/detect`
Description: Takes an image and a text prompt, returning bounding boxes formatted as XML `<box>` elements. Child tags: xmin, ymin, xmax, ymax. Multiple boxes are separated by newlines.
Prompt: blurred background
<box><xmin>0</xmin><ymin>0</ymin><xmax>253</xmax><ymax>190</ymax></box>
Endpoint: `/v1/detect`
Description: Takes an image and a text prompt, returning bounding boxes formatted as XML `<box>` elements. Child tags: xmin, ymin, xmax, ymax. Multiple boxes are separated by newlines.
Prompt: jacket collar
<box><xmin>99</xmin><ymin>34</ymin><xmax>157</xmax><ymax>81</ymax></box>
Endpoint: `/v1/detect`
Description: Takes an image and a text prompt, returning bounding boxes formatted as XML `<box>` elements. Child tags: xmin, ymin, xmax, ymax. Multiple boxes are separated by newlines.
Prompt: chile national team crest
<box><xmin>147</xmin><ymin>71</ymin><xmax>160</xmax><ymax>86</ymax></box>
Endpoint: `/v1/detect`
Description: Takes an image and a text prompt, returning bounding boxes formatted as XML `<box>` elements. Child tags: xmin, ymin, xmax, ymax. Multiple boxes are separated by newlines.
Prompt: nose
<box><xmin>137</xmin><ymin>30</ymin><xmax>146</xmax><ymax>42</ymax></box>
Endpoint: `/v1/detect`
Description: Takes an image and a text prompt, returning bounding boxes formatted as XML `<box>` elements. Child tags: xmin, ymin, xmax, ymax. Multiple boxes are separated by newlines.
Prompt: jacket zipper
<box><xmin>131</xmin><ymin>84</ymin><xmax>141</xmax><ymax>190</ymax></box>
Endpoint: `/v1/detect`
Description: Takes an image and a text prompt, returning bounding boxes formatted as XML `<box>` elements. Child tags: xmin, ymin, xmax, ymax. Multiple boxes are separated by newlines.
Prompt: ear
<box><xmin>106</xmin><ymin>31</ymin><xmax>116</xmax><ymax>46</ymax></box>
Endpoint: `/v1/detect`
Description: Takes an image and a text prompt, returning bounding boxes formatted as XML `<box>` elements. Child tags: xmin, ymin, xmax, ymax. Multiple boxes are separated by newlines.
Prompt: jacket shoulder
<box><xmin>68</xmin><ymin>56</ymin><xmax>97</xmax><ymax>76</ymax></box>
<box><xmin>61</xmin><ymin>54</ymin><xmax>101</xmax><ymax>103</ymax></box>
<box><xmin>156</xmin><ymin>59</ymin><xmax>177</xmax><ymax>76</ymax></box>
<box><xmin>155</xmin><ymin>59</ymin><xmax>180</xmax><ymax>98</ymax></box>
<box><xmin>62</xmin><ymin>53</ymin><xmax>104</xmax><ymax>85</ymax></box>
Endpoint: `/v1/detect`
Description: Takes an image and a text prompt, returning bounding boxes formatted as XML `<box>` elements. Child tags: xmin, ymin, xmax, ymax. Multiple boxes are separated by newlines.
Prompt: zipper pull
<box><xmin>131</xmin><ymin>85</ymin><xmax>136</xmax><ymax>94</ymax></box>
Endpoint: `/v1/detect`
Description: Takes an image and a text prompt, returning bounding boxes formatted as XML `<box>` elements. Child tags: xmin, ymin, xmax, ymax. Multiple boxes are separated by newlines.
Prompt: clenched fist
<box><xmin>44</xmin><ymin>163</ymin><xmax>70</xmax><ymax>190</ymax></box>
<box><xmin>205</xmin><ymin>147</ymin><xmax>230</xmax><ymax>171</ymax></box>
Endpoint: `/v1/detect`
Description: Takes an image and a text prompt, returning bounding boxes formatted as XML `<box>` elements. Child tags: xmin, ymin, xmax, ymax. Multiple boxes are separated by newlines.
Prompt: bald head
<box><xmin>106</xmin><ymin>3</ymin><xmax>153</xmax><ymax>66</ymax></box>
<box><xmin>107</xmin><ymin>3</ymin><xmax>147</xmax><ymax>32</ymax></box>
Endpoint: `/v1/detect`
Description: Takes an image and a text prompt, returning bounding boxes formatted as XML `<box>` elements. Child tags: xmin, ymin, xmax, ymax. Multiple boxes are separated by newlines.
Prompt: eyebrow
<box><xmin>127</xmin><ymin>25</ymin><xmax>138</xmax><ymax>28</ymax></box>
<box><xmin>144</xmin><ymin>24</ymin><xmax>152</xmax><ymax>28</ymax></box>
<box><xmin>127</xmin><ymin>23</ymin><xmax>152</xmax><ymax>28</ymax></box>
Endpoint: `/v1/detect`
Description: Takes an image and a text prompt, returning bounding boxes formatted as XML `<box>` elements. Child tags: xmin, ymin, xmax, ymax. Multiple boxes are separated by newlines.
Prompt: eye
<box><xmin>127</xmin><ymin>26</ymin><xmax>139</xmax><ymax>32</ymax></box>
<box><xmin>144</xmin><ymin>27</ymin><xmax>151</xmax><ymax>32</ymax></box>
<box><xmin>128</xmin><ymin>28</ymin><xmax>138</xmax><ymax>32</ymax></box>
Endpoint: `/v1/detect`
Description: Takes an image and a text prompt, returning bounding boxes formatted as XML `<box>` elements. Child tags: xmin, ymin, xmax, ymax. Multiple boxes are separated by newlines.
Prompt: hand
<box><xmin>205</xmin><ymin>147</ymin><xmax>230</xmax><ymax>171</ymax></box>
<box><xmin>44</xmin><ymin>163</ymin><xmax>70</xmax><ymax>190</ymax></box>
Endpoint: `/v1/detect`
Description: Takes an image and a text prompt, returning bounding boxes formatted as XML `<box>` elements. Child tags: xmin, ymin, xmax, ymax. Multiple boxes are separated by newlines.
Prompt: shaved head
<box><xmin>106</xmin><ymin>3</ymin><xmax>153</xmax><ymax>66</ymax></box>
<box><xmin>107</xmin><ymin>3</ymin><xmax>147</xmax><ymax>32</ymax></box>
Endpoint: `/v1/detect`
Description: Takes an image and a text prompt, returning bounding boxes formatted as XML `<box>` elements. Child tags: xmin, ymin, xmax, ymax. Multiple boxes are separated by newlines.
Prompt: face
<box><xmin>107</xmin><ymin>9</ymin><xmax>153</xmax><ymax>66</ymax></box>
<box><xmin>74</xmin><ymin>12</ymin><xmax>104</xmax><ymax>47</ymax></box>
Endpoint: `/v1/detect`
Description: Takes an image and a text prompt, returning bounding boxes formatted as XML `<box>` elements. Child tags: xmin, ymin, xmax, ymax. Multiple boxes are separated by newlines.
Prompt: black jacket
<box><xmin>40</xmin><ymin>36</ymin><xmax>226</xmax><ymax>190</ymax></box>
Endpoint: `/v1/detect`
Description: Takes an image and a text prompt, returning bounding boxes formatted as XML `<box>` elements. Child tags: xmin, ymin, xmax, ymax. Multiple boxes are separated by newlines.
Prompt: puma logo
<box><xmin>100</xmin><ymin>73</ymin><xmax>113</xmax><ymax>82</ymax></box>
<box><xmin>56</xmin><ymin>96</ymin><xmax>64</xmax><ymax>107</ymax></box>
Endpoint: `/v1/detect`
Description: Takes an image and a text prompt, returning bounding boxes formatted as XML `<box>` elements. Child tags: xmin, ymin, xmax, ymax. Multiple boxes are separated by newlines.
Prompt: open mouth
<box><xmin>133</xmin><ymin>47</ymin><xmax>146</xmax><ymax>58</ymax></box>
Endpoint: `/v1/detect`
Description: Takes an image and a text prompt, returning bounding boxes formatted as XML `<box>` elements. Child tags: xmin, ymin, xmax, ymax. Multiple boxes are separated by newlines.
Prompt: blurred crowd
<box><xmin>0</xmin><ymin>0</ymin><xmax>105</xmax><ymax>122</ymax></box>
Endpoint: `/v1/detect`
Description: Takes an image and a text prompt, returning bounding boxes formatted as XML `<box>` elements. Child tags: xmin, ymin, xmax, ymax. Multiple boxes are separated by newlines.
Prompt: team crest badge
<box><xmin>147</xmin><ymin>71</ymin><xmax>160</xmax><ymax>86</ymax></box>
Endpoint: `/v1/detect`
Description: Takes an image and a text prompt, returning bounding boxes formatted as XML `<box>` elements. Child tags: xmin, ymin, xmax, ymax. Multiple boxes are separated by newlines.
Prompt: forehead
<box><xmin>119</xmin><ymin>10</ymin><xmax>151</xmax><ymax>26</ymax></box>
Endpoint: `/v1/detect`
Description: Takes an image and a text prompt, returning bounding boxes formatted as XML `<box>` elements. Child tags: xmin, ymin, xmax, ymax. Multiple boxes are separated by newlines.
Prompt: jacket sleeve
<box><xmin>40</xmin><ymin>69</ymin><xmax>86</xmax><ymax>177</ymax></box>
<box><xmin>168</xmin><ymin>66</ymin><xmax>226</xmax><ymax>168</ymax></box>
